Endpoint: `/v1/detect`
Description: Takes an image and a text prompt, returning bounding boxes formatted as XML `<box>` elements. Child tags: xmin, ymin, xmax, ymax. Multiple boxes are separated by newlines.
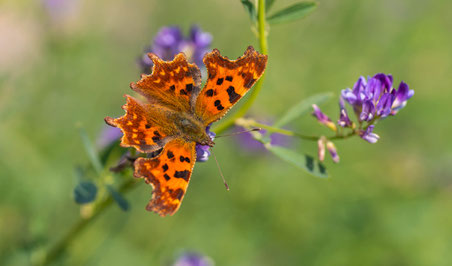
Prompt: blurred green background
<box><xmin>1</xmin><ymin>0</ymin><xmax>451</xmax><ymax>265</ymax></box>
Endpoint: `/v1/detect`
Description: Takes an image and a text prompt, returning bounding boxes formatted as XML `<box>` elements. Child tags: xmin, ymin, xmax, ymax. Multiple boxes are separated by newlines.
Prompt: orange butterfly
<box><xmin>105</xmin><ymin>46</ymin><xmax>267</xmax><ymax>216</ymax></box>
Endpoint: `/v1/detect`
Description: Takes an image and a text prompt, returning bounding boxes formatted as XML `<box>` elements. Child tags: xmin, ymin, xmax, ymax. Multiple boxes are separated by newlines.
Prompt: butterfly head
<box><xmin>198</xmin><ymin>137</ymin><xmax>215</xmax><ymax>147</ymax></box>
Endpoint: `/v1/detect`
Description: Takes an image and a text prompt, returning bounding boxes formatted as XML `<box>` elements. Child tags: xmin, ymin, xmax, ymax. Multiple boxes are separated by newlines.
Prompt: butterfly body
<box><xmin>171</xmin><ymin>111</ymin><xmax>214</xmax><ymax>147</ymax></box>
<box><xmin>106</xmin><ymin>46</ymin><xmax>267</xmax><ymax>216</ymax></box>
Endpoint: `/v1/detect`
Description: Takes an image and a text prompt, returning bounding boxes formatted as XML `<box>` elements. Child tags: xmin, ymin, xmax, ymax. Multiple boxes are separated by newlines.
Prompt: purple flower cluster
<box><xmin>341</xmin><ymin>73</ymin><xmax>414</xmax><ymax>142</ymax></box>
<box><xmin>313</xmin><ymin>73</ymin><xmax>413</xmax><ymax>144</ymax></box>
<box><xmin>139</xmin><ymin>25</ymin><xmax>212</xmax><ymax>74</ymax></box>
<box><xmin>341</xmin><ymin>73</ymin><xmax>414</xmax><ymax>122</ymax></box>
<box><xmin>312</xmin><ymin>73</ymin><xmax>413</xmax><ymax>162</ymax></box>
<box><xmin>195</xmin><ymin>126</ymin><xmax>216</xmax><ymax>162</ymax></box>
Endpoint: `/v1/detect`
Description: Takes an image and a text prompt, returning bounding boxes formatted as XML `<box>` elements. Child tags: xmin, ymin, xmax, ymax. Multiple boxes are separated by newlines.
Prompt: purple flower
<box><xmin>338</xmin><ymin>97</ymin><xmax>352</xmax><ymax>128</ymax></box>
<box><xmin>139</xmin><ymin>25</ymin><xmax>212</xmax><ymax>74</ymax></box>
<box><xmin>189</xmin><ymin>25</ymin><xmax>213</xmax><ymax>67</ymax></box>
<box><xmin>317</xmin><ymin>137</ymin><xmax>339</xmax><ymax>163</ymax></box>
<box><xmin>173</xmin><ymin>252</ymin><xmax>213</xmax><ymax>266</ymax></box>
<box><xmin>391</xmin><ymin>81</ymin><xmax>414</xmax><ymax>115</ymax></box>
<box><xmin>235</xmin><ymin>127</ymin><xmax>291</xmax><ymax>153</ymax></box>
<box><xmin>359</xmin><ymin>125</ymin><xmax>380</xmax><ymax>143</ymax></box>
<box><xmin>312</xmin><ymin>104</ymin><xmax>337</xmax><ymax>131</ymax></box>
<box><xmin>97</xmin><ymin>126</ymin><xmax>123</xmax><ymax>150</ymax></box>
<box><xmin>195</xmin><ymin>126</ymin><xmax>215</xmax><ymax>162</ymax></box>
<box><xmin>42</xmin><ymin>0</ymin><xmax>79</xmax><ymax>22</ymax></box>
<box><xmin>341</xmin><ymin>73</ymin><xmax>413</xmax><ymax>122</ymax></box>
<box><xmin>326</xmin><ymin>141</ymin><xmax>339</xmax><ymax>163</ymax></box>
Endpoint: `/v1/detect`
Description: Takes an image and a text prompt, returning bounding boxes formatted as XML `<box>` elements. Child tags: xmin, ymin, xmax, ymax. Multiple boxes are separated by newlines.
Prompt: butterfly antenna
<box><xmin>210</xmin><ymin>149</ymin><xmax>229</xmax><ymax>191</ymax></box>
<box><xmin>216</xmin><ymin>128</ymin><xmax>262</xmax><ymax>138</ymax></box>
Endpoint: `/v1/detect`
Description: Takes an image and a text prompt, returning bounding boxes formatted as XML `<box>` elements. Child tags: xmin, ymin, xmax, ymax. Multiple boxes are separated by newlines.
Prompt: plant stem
<box><xmin>249</xmin><ymin>120</ymin><xmax>319</xmax><ymax>141</ymax></box>
<box><xmin>213</xmin><ymin>0</ymin><xmax>268</xmax><ymax>134</ymax></box>
<box><xmin>236</xmin><ymin>118</ymin><xmax>358</xmax><ymax>142</ymax></box>
<box><xmin>36</xmin><ymin>178</ymin><xmax>138</xmax><ymax>266</ymax></box>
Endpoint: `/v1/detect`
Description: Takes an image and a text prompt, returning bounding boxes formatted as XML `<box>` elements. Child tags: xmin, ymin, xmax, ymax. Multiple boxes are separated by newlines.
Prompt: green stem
<box><xmin>236</xmin><ymin>118</ymin><xmax>358</xmax><ymax>142</ymax></box>
<box><xmin>250</xmin><ymin>120</ymin><xmax>318</xmax><ymax>141</ymax></box>
<box><xmin>36</xmin><ymin>178</ymin><xmax>138</xmax><ymax>266</ymax></box>
<box><xmin>213</xmin><ymin>0</ymin><xmax>268</xmax><ymax>134</ymax></box>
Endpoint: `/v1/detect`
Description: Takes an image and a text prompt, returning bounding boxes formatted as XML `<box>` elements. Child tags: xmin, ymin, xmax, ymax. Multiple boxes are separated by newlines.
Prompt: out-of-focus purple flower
<box><xmin>139</xmin><ymin>25</ymin><xmax>212</xmax><ymax>74</ymax></box>
<box><xmin>235</xmin><ymin>127</ymin><xmax>291</xmax><ymax>153</ymax></box>
<box><xmin>341</xmin><ymin>73</ymin><xmax>413</xmax><ymax>122</ymax></box>
<box><xmin>359</xmin><ymin>125</ymin><xmax>380</xmax><ymax>143</ymax></box>
<box><xmin>338</xmin><ymin>97</ymin><xmax>352</xmax><ymax>128</ymax></box>
<box><xmin>326</xmin><ymin>141</ymin><xmax>339</xmax><ymax>163</ymax></box>
<box><xmin>173</xmin><ymin>252</ymin><xmax>214</xmax><ymax>266</ymax></box>
<box><xmin>42</xmin><ymin>0</ymin><xmax>79</xmax><ymax>22</ymax></box>
<box><xmin>312</xmin><ymin>104</ymin><xmax>337</xmax><ymax>131</ymax></box>
<box><xmin>189</xmin><ymin>25</ymin><xmax>213</xmax><ymax>68</ymax></box>
<box><xmin>317</xmin><ymin>137</ymin><xmax>326</xmax><ymax>162</ymax></box>
<box><xmin>97</xmin><ymin>126</ymin><xmax>123</xmax><ymax>150</ymax></box>
<box><xmin>195</xmin><ymin>126</ymin><xmax>215</xmax><ymax>162</ymax></box>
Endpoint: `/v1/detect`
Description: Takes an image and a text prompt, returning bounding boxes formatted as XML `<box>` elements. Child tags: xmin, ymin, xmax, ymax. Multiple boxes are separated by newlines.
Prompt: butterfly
<box><xmin>105</xmin><ymin>46</ymin><xmax>267</xmax><ymax>216</ymax></box>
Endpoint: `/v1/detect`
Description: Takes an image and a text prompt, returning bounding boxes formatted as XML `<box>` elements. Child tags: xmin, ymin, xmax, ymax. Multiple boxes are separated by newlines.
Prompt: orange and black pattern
<box><xmin>105</xmin><ymin>46</ymin><xmax>267</xmax><ymax>216</ymax></box>
<box><xmin>131</xmin><ymin>53</ymin><xmax>202</xmax><ymax>112</ymax></box>
<box><xmin>134</xmin><ymin>139</ymin><xmax>196</xmax><ymax>216</ymax></box>
<box><xmin>105</xmin><ymin>96</ymin><xmax>170</xmax><ymax>153</ymax></box>
<box><xmin>195</xmin><ymin>46</ymin><xmax>267</xmax><ymax>124</ymax></box>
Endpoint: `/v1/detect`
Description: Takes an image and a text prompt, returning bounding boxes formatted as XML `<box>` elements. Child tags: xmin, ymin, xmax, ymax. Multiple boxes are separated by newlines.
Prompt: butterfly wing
<box><xmin>134</xmin><ymin>138</ymin><xmax>196</xmax><ymax>216</ymax></box>
<box><xmin>105</xmin><ymin>52</ymin><xmax>204</xmax><ymax>153</ymax></box>
<box><xmin>131</xmin><ymin>53</ymin><xmax>202</xmax><ymax>112</ymax></box>
<box><xmin>195</xmin><ymin>46</ymin><xmax>267</xmax><ymax>125</ymax></box>
<box><xmin>105</xmin><ymin>95</ymin><xmax>175</xmax><ymax>153</ymax></box>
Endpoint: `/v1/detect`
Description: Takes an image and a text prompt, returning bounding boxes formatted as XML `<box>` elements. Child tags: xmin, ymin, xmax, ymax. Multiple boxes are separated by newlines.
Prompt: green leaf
<box><xmin>273</xmin><ymin>93</ymin><xmax>332</xmax><ymax>128</ymax></box>
<box><xmin>240</xmin><ymin>0</ymin><xmax>257</xmax><ymax>22</ymax></box>
<box><xmin>74</xmin><ymin>182</ymin><xmax>98</xmax><ymax>204</ymax></box>
<box><xmin>73</xmin><ymin>166</ymin><xmax>85</xmax><ymax>181</ymax></box>
<box><xmin>107</xmin><ymin>185</ymin><xmax>130</xmax><ymax>211</ymax></box>
<box><xmin>266</xmin><ymin>145</ymin><xmax>328</xmax><ymax>178</ymax></box>
<box><xmin>266</xmin><ymin>0</ymin><xmax>276</xmax><ymax>12</ymax></box>
<box><xmin>267</xmin><ymin>2</ymin><xmax>317</xmax><ymax>25</ymax></box>
<box><xmin>78</xmin><ymin>126</ymin><xmax>103</xmax><ymax>175</ymax></box>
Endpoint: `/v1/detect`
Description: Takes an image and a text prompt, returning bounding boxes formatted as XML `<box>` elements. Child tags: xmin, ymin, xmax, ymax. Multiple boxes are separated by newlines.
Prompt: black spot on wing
<box><xmin>174</xmin><ymin>170</ymin><xmax>190</xmax><ymax>181</ymax></box>
<box><xmin>205</xmin><ymin>89</ymin><xmax>214</xmax><ymax>97</ymax></box>
<box><xmin>162</xmin><ymin>164</ymin><xmax>169</xmax><ymax>172</ymax></box>
<box><xmin>169</xmin><ymin>85</ymin><xmax>176</xmax><ymax>91</ymax></box>
<box><xmin>164</xmin><ymin>174</ymin><xmax>171</xmax><ymax>181</ymax></box>
<box><xmin>214</xmin><ymin>100</ymin><xmax>224</xmax><ymax>111</ymax></box>
<box><xmin>185</xmin><ymin>83</ymin><xmax>193</xmax><ymax>92</ymax></box>
<box><xmin>167</xmin><ymin>150</ymin><xmax>174</xmax><ymax>159</ymax></box>
<box><xmin>179</xmin><ymin>156</ymin><xmax>191</xmax><ymax>163</ymax></box>
<box><xmin>226</xmin><ymin>86</ymin><xmax>240</xmax><ymax>103</ymax></box>
<box><xmin>216</xmin><ymin>78</ymin><xmax>224</xmax><ymax>85</ymax></box>
<box><xmin>225</xmin><ymin>76</ymin><xmax>233</xmax><ymax>82</ymax></box>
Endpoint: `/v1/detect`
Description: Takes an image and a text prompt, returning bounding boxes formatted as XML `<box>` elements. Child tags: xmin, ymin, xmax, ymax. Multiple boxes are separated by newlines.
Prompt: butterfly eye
<box><xmin>180</xmin><ymin>119</ymin><xmax>190</xmax><ymax>126</ymax></box>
